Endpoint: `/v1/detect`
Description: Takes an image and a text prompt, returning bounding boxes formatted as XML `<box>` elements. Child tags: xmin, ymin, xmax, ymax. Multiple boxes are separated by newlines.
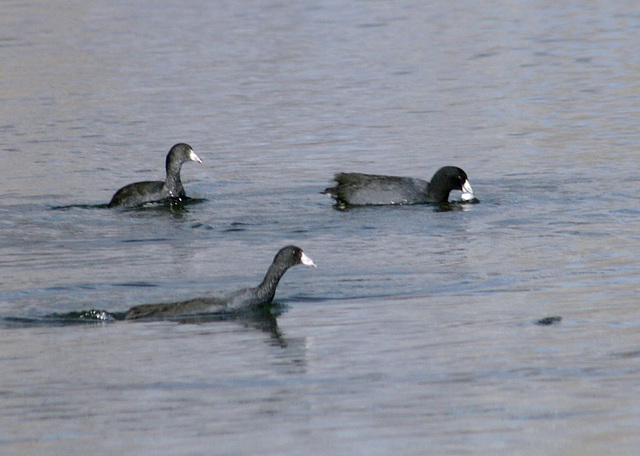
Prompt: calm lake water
<box><xmin>2</xmin><ymin>1</ymin><xmax>640</xmax><ymax>454</ymax></box>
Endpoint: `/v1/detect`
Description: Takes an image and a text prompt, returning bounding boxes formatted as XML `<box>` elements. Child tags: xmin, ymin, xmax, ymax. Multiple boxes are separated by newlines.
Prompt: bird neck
<box><xmin>426</xmin><ymin>176</ymin><xmax>451</xmax><ymax>204</ymax></box>
<box><xmin>255</xmin><ymin>262</ymin><xmax>289</xmax><ymax>303</ymax></box>
<box><xmin>164</xmin><ymin>159</ymin><xmax>184</xmax><ymax>197</ymax></box>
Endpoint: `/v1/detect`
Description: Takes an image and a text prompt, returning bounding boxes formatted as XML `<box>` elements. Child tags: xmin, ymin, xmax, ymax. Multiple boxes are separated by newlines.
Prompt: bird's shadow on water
<box><xmin>163</xmin><ymin>303</ymin><xmax>289</xmax><ymax>345</ymax></box>
<box><xmin>0</xmin><ymin>302</ymin><xmax>289</xmax><ymax>346</ymax></box>
<box><xmin>50</xmin><ymin>197</ymin><xmax>207</xmax><ymax>213</ymax></box>
<box><xmin>330</xmin><ymin>198</ymin><xmax>480</xmax><ymax>212</ymax></box>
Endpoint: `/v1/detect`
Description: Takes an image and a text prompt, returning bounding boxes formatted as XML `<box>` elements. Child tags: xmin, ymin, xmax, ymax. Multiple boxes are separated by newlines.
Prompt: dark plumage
<box><xmin>323</xmin><ymin>166</ymin><xmax>474</xmax><ymax>206</ymax></box>
<box><xmin>108</xmin><ymin>143</ymin><xmax>202</xmax><ymax>208</ymax></box>
<box><xmin>124</xmin><ymin>246</ymin><xmax>316</xmax><ymax>320</ymax></box>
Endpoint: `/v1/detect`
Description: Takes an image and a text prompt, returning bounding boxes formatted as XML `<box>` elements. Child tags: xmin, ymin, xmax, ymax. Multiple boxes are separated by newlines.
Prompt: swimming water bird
<box><xmin>323</xmin><ymin>166</ymin><xmax>474</xmax><ymax>206</ymax></box>
<box><xmin>108</xmin><ymin>143</ymin><xmax>202</xmax><ymax>208</ymax></box>
<box><xmin>124</xmin><ymin>245</ymin><xmax>316</xmax><ymax>320</ymax></box>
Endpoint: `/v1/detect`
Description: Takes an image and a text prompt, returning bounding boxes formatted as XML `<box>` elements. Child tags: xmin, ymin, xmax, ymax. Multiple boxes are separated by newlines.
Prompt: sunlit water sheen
<box><xmin>2</xmin><ymin>1</ymin><xmax>640</xmax><ymax>454</ymax></box>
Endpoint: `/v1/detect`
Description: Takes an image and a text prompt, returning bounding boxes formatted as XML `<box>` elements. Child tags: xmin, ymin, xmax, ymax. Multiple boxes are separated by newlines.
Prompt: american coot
<box><xmin>124</xmin><ymin>245</ymin><xmax>316</xmax><ymax>320</ymax></box>
<box><xmin>108</xmin><ymin>143</ymin><xmax>202</xmax><ymax>208</ymax></box>
<box><xmin>323</xmin><ymin>166</ymin><xmax>474</xmax><ymax>206</ymax></box>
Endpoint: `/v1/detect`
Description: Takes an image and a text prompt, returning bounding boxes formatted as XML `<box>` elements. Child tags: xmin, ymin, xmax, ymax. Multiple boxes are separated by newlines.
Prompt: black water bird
<box><xmin>125</xmin><ymin>245</ymin><xmax>316</xmax><ymax>320</ymax></box>
<box><xmin>108</xmin><ymin>143</ymin><xmax>202</xmax><ymax>208</ymax></box>
<box><xmin>323</xmin><ymin>166</ymin><xmax>474</xmax><ymax>206</ymax></box>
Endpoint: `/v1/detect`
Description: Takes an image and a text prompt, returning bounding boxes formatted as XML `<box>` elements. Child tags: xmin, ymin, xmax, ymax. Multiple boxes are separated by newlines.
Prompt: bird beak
<box><xmin>190</xmin><ymin>150</ymin><xmax>203</xmax><ymax>164</ymax></box>
<box><xmin>460</xmin><ymin>179</ymin><xmax>474</xmax><ymax>202</ymax></box>
<box><xmin>300</xmin><ymin>252</ymin><xmax>317</xmax><ymax>268</ymax></box>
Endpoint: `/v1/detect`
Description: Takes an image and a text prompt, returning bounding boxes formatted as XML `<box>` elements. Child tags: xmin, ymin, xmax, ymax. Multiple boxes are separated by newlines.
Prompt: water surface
<box><xmin>1</xmin><ymin>1</ymin><xmax>640</xmax><ymax>454</ymax></box>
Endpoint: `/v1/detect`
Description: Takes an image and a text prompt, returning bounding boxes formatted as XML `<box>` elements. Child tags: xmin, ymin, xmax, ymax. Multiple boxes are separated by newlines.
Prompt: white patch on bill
<box><xmin>460</xmin><ymin>180</ymin><xmax>474</xmax><ymax>201</ymax></box>
<box><xmin>300</xmin><ymin>251</ymin><xmax>316</xmax><ymax>267</ymax></box>
<box><xmin>190</xmin><ymin>150</ymin><xmax>203</xmax><ymax>163</ymax></box>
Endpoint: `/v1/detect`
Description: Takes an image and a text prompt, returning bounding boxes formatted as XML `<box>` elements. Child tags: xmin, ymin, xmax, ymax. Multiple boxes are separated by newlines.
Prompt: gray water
<box><xmin>1</xmin><ymin>1</ymin><xmax>640</xmax><ymax>454</ymax></box>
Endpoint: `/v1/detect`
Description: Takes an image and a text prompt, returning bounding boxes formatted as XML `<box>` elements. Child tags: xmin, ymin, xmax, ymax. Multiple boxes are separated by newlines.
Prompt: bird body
<box><xmin>124</xmin><ymin>246</ymin><xmax>315</xmax><ymax>320</ymax></box>
<box><xmin>108</xmin><ymin>143</ymin><xmax>202</xmax><ymax>208</ymax></box>
<box><xmin>324</xmin><ymin>166</ymin><xmax>474</xmax><ymax>206</ymax></box>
